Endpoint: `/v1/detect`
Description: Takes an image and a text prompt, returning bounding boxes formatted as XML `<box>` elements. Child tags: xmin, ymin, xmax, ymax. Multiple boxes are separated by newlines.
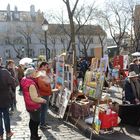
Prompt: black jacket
<box><xmin>0</xmin><ymin>66</ymin><xmax>15</xmax><ymax>107</ymax></box>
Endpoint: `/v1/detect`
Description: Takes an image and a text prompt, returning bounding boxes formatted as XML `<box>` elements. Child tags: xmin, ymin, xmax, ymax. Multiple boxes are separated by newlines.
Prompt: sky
<box><xmin>0</xmin><ymin>0</ymin><xmax>105</xmax><ymax>12</ymax></box>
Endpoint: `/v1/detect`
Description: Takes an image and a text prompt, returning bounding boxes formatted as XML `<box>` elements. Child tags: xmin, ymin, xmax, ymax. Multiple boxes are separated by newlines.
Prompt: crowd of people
<box><xmin>1</xmin><ymin>55</ymin><xmax>140</xmax><ymax>139</ymax></box>
<box><xmin>0</xmin><ymin>57</ymin><xmax>55</xmax><ymax>140</ymax></box>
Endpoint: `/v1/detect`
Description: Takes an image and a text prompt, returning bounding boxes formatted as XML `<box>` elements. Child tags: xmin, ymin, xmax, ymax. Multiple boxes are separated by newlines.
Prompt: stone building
<box><xmin>0</xmin><ymin>4</ymin><xmax>107</xmax><ymax>64</ymax></box>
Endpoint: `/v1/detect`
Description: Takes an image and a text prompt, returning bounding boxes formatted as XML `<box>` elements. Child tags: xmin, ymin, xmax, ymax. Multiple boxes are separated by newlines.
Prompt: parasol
<box><xmin>19</xmin><ymin>57</ymin><xmax>33</xmax><ymax>65</ymax></box>
<box><xmin>131</xmin><ymin>52</ymin><xmax>140</xmax><ymax>57</ymax></box>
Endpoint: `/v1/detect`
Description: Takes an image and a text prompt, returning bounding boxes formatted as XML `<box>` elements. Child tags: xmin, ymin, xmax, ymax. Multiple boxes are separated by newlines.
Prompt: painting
<box><xmin>99</xmin><ymin>55</ymin><xmax>108</xmax><ymax>73</ymax></box>
<box><xmin>55</xmin><ymin>55</ymin><xmax>64</xmax><ymax>89</ymax></box>
<box><xmin>59</xmin><ymin>88</ymin><xmax>72</xmax><ymax>118</ymax></box>
<box><xmin>90</xmin><ymin>58</ymin><xmax>99</xmax><ymax>71</ymax></box>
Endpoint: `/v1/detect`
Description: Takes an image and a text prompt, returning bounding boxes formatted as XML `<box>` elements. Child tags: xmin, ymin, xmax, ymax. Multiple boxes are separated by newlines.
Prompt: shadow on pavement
<box><xmin>84</xmin><ymin>128</ymin><xmax>137</xmax><ymax>140</ymax></box>
<box><xmin>41</xmin><ymin>109</ymin><xmax>87</xmax><ymax>140</ymax></box>
<box><xmin>10</xmin><ymin>110</ymin><xmax>22</xmax><ymax>125</ymax></box>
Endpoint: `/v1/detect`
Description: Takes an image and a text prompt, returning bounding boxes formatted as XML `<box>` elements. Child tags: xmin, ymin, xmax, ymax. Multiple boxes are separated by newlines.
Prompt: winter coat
<box><xmin>0</xmin><ymin>66</ymin><xmax>15</xmax><ymax>108</ymax></box>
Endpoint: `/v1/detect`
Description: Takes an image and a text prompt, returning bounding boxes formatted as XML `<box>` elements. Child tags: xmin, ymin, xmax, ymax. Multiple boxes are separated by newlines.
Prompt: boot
<box><xmin>30</xmin><ymin>135</ymin><xmax>41</xmax><ymax>140</ymax></box>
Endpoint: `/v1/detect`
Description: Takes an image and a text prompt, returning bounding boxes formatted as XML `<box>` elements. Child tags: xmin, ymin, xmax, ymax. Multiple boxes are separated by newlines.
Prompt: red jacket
<box><xmin>21</xmin><ymin>77</ymin><xmax>41</xmax><ymax>111</ymax></box>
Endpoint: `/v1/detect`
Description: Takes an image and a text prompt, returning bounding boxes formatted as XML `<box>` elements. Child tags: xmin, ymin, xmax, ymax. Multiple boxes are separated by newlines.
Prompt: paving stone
<box><xmin>8</xmin><ymin>88</ymin><xmax>89</xmax><ymax>140</ymax></box>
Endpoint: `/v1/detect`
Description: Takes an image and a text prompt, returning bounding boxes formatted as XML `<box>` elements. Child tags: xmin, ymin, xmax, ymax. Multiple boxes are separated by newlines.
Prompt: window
<box><xmin>40</xmin><ymin>48</ymin><xmax>45</xmax><ymax>55</ymax></box>
<box><xmin>29</xmin><ymin>49</ymin><xmax>34</xmax><ymax>57</ymax></box>
<box><xmin>5</xmin><ymin>49</ymin><xmax>11</xmax><ymax>58</ymax></box>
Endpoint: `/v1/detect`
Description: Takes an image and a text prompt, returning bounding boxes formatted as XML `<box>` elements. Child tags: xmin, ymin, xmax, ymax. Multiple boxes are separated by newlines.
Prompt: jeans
<box><xmin>0</xmin><ymin>108</ymin><xmax>11</xmax><ymax>135</ymax></box>
<box><xmin>40</xmin><ymin>96</ymin><xmax>49</xmax><ymax>125</ymax></box>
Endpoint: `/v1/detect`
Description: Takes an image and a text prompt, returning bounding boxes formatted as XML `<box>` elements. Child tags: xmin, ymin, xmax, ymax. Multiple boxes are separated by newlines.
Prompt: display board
<box><xmin>59</xmin><ymin>88</ymin><xmax>72</xmax><ymax>118</ymax></box>
<box><xmin>83</xmin><ymin>72</ymin><xmax>105</xmax><ymax>100</ymax></box>
<box><xmin>54</xmin><ymin>56</ymin><xmax>74</xmax><ymax>118</ymax></box>
<box><xmin>58</xmin><ymin>64</ymin><xmax>73</xmax><ymax>118</ymax></box>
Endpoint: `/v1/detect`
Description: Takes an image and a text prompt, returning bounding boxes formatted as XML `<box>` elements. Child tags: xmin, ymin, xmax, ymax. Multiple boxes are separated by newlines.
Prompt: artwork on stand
<box><xmin>84</xmin><ymin>70</ymin><xmax>93</xmax><ymax>85</ymax></box>
<box><xmin>95</xmin><ymin>72</ymin><xmax>105</xmax><ymax>99</ymax></box>
<box><xmin>99</xmin><ymin>55</ymin><xmax>108</xmax><ymax>73</ymax></box>
<box><xmin>59</xmin><ymin>88</ymin><xmax>72</xmax><ymax>118</ymax></box>
<box><xmin>57</xmin><ymin>64</ymin><xmax>73</xmax><ymax>118</ymax></box>
<box><xmin>90</xmin><ymin>58</ymin><xmax>99</xmax><ymax>71</ymax></box>
<box><xmin>64</xmin><ymin>65</ymin><xmax>73</xmax><ymax>93</ymax></box>
<box><xmin>113</xmin><ymin>55</ymin><xmax>123</xmax><ymax>70</ymax></box>
<box><xmin>84</xmin><ymin>72</ymin><xmax>105</xmax><ymax>99</ymax></box>
<box><xmin>55</xmin><ymin>56</ymin><xmax>64</xmax><ymax>89</ymax></box>
<box><xmin>123</xmin><ymin>55</ymin><xmax>129</xmax><ymax>69</ymax></box>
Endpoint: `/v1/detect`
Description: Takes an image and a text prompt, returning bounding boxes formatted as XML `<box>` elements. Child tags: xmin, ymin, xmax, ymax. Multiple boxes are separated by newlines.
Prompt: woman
<box><xmin>5</xmin><ymin>60</ymin><xmax>18</xmax><ymax>113</ymax></box>
<box><xmin>20</xmin><ymin>68</ymin><xmax>46</xmax><ymax>140</ymax></box>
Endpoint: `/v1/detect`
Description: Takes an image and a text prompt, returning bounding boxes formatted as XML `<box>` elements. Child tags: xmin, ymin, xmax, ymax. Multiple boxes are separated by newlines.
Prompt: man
<box><xmin>36</xmin><ymin>62</ymin><xmax>52</xmax><ymax>129</ymax></box>
<box><xmin>124</xmin><ymin>71</ymin><xmax>140</xmax><ymax>104</ymax></box>
<box><xmin>129</xmin><ymin>58</ymin><xmax>139</xmax><ymax>74</ymax></box>
<box><xmin>0</xmin><ymin>57</ymin><xmax>15</xmax><ymax>139</ymax></box>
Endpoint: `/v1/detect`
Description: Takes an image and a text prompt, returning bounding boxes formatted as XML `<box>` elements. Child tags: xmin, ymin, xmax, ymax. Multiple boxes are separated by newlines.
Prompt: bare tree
<box><xmin>123</xmin><ymin>0</ymin><xmax>140</xmax><ymax>52</ymax></box>
<box><xmin>16</xmin><ymin>22</ymin><xmax>35</xmax><ymax>57</ymax></box>
<box><xmin>62</xmin><ymin>0</ymin><xmax>98</xmax><ymax>74</ymax></box>
<box><xmin>62</xmin><ymin>0</ymin><xmax>79</xmax><ymax>73</ymax></box>
<box><xmin>96</xmin><ymin>1</ymin><xmax>131</xmax><ymax>53</ymax></box>
<box><xmin>4</xmin><ymin>25</ymin><xmax>24</xmax><ymax>59</ymax></box>
<box><xmin>4</xmin><ymin>35</ymin><xmax>23</xmax><ymax>59</ymax></box>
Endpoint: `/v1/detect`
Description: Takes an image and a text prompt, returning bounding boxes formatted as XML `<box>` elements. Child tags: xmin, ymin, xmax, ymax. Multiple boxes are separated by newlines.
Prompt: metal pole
<box><xmin>44</xmin><ymin>30</ymin><xmax>48</xmax><ymax>61</ymax></box>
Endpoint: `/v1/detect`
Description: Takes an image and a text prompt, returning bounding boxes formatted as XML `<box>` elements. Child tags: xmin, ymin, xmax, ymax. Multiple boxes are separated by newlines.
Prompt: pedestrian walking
<box><xmin>20</xmin><ymin>67</ymin><xmax>46</xmax><ymax>140</ymax></box>
<box><xmin>0</xmin><ymin>57</ymin><xmax>15</xmax><ymax>140</ymax></box>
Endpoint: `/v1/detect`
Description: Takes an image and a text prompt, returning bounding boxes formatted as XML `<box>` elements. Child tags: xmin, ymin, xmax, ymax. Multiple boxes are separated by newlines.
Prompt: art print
<box><xmin>99</xmin><ymin>56</ymin><xmax>108</xmax><ymax>73</ymax></box>
<box><xmin>90</xmin><ymin>58</ymin><xmax>98</xmax><ymax>71</ymax></box>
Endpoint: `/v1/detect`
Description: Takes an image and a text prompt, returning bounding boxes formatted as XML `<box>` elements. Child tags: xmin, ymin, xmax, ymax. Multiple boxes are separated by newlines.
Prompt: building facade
<box><xmin>0</xmin><ymin>4</ymin><xmax>107</xmax><ymax>64</ymax></box>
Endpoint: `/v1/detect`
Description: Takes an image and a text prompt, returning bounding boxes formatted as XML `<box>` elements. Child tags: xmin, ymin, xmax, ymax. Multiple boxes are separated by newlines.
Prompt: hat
<box><xmin>128</xmin><ymin>71</ymin><xmax>139</xmax><ymax>78</ymax></box>
<box><xmin>24</xmin><ymin>67</ymin><xmax>36</xmax><ymax>77</ymax></box>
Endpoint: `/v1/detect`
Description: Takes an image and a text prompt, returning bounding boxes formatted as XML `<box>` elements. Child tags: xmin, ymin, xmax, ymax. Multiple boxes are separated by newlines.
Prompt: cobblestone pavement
<box><xmin>6</xmin><ymin>88</ymin><xmax>89</xmax><ymax>140</ymax></box>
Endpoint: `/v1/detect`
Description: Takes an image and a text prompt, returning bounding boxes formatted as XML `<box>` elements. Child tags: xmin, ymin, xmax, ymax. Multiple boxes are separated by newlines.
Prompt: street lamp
<box><xmin>21</xmin><ymin>46</ymin><xmax>25</xmax><ymax>58</ymax></box>
<box><xmin>42</xmin><ymin>19</ymin><xmax>49</xmax><ymax>61</ymax></box>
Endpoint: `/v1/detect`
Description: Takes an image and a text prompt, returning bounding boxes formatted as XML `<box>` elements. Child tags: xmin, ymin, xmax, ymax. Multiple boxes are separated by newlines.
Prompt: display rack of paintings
<box><xmin>83</xmin><ymin>56</ymin><xmax>108</xmax><ymax>99</ymax></box>
<box><xmin>83</xmin><ymin>72</ymin><xmax>105</xmax><ymax>100</ymax></box>
<box><xmin>58</xmin><ymin>65</ymin><xmax>73</xmax><ymax>118</ymax></box>
<box><xmin>53</xmin><ymin>52</ymin><xmax>75</xmax><ymax>119</ymax></box>
<box><xmin>52</xmin><ymin>55</ymin><xmax>65</xmax><ymax>109</ymax></box>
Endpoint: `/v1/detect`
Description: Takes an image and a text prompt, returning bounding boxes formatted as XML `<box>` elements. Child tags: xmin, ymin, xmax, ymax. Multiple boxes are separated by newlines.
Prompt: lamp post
<box><xmin>21</xmin><ymin>46</ymin><xmax>25</xmax><ymax>58</ymax></box>
<box><xmin>42</xmin><ymin>19</ymin><xmax>49</xmax><ymax>61</ymax></box>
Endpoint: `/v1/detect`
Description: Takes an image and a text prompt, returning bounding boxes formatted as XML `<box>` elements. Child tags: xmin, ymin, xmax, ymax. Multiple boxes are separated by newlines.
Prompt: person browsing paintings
<box><xmin>35</xmin><ymin>62</ymin><xmax>52</xmax><ymax>129</ymax></box>
<box><xmin>20</xmin><ymin>68</ymin><xmax>46</xmax><ymax>140</ymax></box>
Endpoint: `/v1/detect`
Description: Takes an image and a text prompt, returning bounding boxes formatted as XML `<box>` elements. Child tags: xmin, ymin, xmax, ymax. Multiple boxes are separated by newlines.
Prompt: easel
<box><xmin>90</xmin><ymin>73</ymin><xmax>105</xmax><ymax>139</ymax></box>
<box><xmin>89</xmin><ymin>56</ymin><xmax>109</xmax><ymax>139</ymax></box>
